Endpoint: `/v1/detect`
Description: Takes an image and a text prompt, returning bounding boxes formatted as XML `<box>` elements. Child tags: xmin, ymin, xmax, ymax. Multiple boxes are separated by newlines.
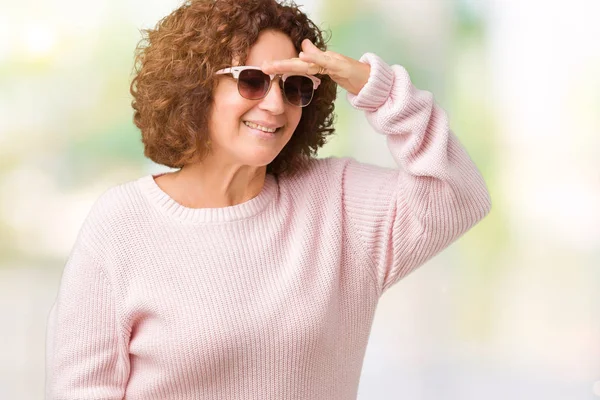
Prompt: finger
<box><xmin>298</xmin><ymin>51</ymin><xmax>340</xmax><ymax>74</ymax></box>
<box><xmin>301</xmin><ymin>39</ymin><xmax>321</xmax><ymax>54</ymax></box>
<box><xmin>261</xmin><ymin>58</ymin><xmax>313</xmax><ymax>75</ymax></box>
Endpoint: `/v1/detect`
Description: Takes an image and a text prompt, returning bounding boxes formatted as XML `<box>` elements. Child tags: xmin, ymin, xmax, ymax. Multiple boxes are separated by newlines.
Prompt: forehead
<box><xmin>244</xmin><ymin>30</ymin><xmax>298</xmax><ymax>66</ymax></box>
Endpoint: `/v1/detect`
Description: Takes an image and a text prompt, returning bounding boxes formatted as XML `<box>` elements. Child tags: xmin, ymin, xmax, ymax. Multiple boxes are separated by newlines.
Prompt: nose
<box><xmin>258</xmin><ymin>77</ymin><xmax>286</xmax><ymax>115</ymax></box>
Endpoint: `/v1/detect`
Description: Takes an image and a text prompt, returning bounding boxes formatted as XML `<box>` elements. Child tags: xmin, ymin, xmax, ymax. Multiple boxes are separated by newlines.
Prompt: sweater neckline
<box><xmin>137</xmin><ymin>173</ymin><xmax>278</xmax><ymax>223</ymax></box>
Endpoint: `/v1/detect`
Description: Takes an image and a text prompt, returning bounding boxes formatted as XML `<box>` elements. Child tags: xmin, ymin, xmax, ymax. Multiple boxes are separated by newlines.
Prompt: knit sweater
<box><xmin>46</xmin><ymin>53</ymin><xmax>491</xmax><ymax>400</ymax></box>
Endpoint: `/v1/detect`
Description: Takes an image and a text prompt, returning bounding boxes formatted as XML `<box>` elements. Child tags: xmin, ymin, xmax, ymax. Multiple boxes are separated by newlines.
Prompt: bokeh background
<box><xmin>1</xmin><ymin>0</ymin><xmax>599</xmax><ymax>398</ymax></box>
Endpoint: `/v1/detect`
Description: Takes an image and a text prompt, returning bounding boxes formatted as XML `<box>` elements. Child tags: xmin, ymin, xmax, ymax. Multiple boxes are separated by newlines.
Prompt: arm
<box><xmin>343</xmin><ymin>53</ymin><xmax>491</xmax><ymax>294</ymax></box>
<box><xmin>46</xmin><ymin>241</ymin><xmax>129</xmax><ymax>399</ymax></box>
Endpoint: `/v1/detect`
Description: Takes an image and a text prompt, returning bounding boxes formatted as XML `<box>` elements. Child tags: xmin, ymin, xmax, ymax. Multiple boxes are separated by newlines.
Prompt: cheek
<box><xmin>214</xmin><ymin>92</ymin><xmax>240</xmax><ymax>113</ymax></box>
<box><xmin>287</xmin><ymin>108</ymin><xmax>303</xmax><ymax>130</ymax></box>
<box><xmin>212</xmin><ymin>92</ymin><xmax>254</xmax><ymax>126</ymax></box>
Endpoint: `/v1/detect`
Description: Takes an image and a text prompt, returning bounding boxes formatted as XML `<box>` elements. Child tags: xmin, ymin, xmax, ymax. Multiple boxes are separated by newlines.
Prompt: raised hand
<box><xmin>261</xmin><ymin>39</ymin><xmax>371</xmax><ymax>96</ymax></box>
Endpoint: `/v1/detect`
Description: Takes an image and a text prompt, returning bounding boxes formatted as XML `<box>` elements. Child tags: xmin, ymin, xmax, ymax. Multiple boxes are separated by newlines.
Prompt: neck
<box><xmin>161</xmin><ymin>162</ymin><xmax>267</xmax><ymax>209</ymax></box>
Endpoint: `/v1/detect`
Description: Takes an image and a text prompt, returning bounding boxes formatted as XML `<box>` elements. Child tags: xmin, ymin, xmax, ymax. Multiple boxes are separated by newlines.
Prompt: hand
<box><xmin>261</xmin><ymin>39</ymin><xmax>371</xmax><ymax>96</ymax></box>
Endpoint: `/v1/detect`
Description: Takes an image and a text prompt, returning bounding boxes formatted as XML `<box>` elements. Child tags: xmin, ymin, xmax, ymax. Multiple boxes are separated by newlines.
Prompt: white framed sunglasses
<box><xmin>215</xmin><ymin>66</ymin><xmax>321</xmax><ymax>107</ymax></box>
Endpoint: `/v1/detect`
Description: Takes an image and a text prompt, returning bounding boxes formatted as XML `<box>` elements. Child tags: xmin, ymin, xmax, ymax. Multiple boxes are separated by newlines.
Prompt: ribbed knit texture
<box><xmin>46</xmin><ymin>53</ymin><xmax>491</xmax><ymax>400</ymax></box>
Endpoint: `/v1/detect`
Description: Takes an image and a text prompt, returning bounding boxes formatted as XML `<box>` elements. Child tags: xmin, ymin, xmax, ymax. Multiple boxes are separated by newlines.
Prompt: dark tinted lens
<box><xmin>238</xmin><ymin>69</ymin><xmax>270</xmax><ymax>99</ymax></box>
<box><xmin>283</xmin><ymin>76</ymin><xmax>314</xmax><ymax>107</ymax></box>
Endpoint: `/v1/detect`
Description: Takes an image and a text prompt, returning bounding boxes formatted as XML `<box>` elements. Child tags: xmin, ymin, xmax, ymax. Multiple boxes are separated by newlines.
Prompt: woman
<box><xmin>46</xmin><ymin>0</ymin><xmax>491</xmax><ymax>398</ymax></box>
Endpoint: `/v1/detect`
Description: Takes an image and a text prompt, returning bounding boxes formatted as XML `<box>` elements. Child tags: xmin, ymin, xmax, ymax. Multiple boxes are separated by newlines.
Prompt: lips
<box><xmin>243</xmin><ymin>120</ymin><xmax>284</xmax><ymax>132</ymax></box>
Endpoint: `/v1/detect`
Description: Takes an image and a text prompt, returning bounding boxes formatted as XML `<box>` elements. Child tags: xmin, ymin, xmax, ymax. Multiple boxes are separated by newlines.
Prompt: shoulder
<box><xmin>276</xmin><ymin>156</ymin><xmax>399</xmax><ymax>211</ymax></box>
<box><xmin>276</xmin><ymin>156</ymin><xmax>358</xmax><ymax>203</ymax></box>
<box><xmin>280</xmin><ymin>156</ymin><xmax>349</xmax><ymax>186</ymax></box>
<box><xmin>89</xmin><ymin>177</ymin><xmax>147</xmax><ymax>222</ymax></box>
<box><xmin>76</xmin><ymin>176</ymin><xmax>150</xmax><ymax>256</ymax></box>
<box><xmin>280</xmin><ymin>156</ymin><xmax>396</xmax><ymax>190</ymax></box>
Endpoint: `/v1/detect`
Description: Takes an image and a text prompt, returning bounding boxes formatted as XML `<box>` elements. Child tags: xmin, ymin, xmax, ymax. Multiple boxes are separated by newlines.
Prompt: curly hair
<box><xmin>130</xmin><ymin>0</ymin><xmax>338</xmax><ymax>176</ymax></box>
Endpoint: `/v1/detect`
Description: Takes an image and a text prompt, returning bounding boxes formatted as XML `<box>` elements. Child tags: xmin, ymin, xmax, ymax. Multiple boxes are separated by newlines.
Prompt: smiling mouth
<box><xmin>243</xmin><ymin>121</ymin><xmax>283</xmax><ymax>133</ymax></box>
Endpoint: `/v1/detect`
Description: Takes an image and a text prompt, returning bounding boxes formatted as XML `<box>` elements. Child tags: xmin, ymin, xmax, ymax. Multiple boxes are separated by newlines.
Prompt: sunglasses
<box><xmin>215</xmin><ymin>66</ymin><xmax>321</xmax><ymax>107</ymax></box>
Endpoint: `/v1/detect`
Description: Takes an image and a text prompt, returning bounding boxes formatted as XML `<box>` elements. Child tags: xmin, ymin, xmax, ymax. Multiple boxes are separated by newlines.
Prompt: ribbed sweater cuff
<box><xmin>346</xmin><ymin>52</ymin><xmax>396</xmax><ymax>112</ymax></box>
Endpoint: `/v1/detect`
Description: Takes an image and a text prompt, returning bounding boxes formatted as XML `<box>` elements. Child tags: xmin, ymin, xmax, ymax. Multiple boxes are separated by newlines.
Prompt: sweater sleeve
<box><xmin>46</xmin><ymin>241</ymin><xmax>129</xmax><ymax>399</ymax></box>
<box><xmin>342</xmin><ymin>53</ymin><xmax>491</xmax><ymax>295</ymax></box>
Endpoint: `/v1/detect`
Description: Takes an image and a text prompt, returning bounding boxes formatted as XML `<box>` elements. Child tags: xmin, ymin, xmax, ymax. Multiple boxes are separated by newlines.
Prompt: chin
<box><xmin>240</xmin><ymin>137</ymin><xmax>291</xmax><ymax>167</ymax></box>
<box><xmin>243</xmin><ymin>151</ymin><xmax>281</xmax><ymax>168</ymax></box>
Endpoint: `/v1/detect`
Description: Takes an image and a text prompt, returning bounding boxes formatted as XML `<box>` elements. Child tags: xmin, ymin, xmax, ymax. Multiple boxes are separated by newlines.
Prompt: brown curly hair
<box><xmin>130</xmin><ymin>0</ymin><xmax>338</xmax><ymax>175</ymax></box>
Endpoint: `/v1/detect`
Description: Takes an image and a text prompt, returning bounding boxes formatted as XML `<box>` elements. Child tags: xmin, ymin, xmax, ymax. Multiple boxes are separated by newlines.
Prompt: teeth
<box><xmin>244</xmin><ymin>121</ymin><xmax>278</xmax><ymax>133</ymax></box>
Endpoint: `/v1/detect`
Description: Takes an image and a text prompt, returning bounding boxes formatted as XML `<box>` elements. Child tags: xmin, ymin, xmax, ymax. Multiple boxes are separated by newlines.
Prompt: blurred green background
<box><xmin>1</xmin><ymin>0</ymin><xmax>599</xmax><ymax>398</ymax></box>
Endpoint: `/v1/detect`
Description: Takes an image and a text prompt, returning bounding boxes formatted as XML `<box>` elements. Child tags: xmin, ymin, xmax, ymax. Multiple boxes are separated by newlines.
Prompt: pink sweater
<box><xmin>46</xmin><ymin>53</ymin><xmax>491</xmax><ymax>399</ymax></box>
